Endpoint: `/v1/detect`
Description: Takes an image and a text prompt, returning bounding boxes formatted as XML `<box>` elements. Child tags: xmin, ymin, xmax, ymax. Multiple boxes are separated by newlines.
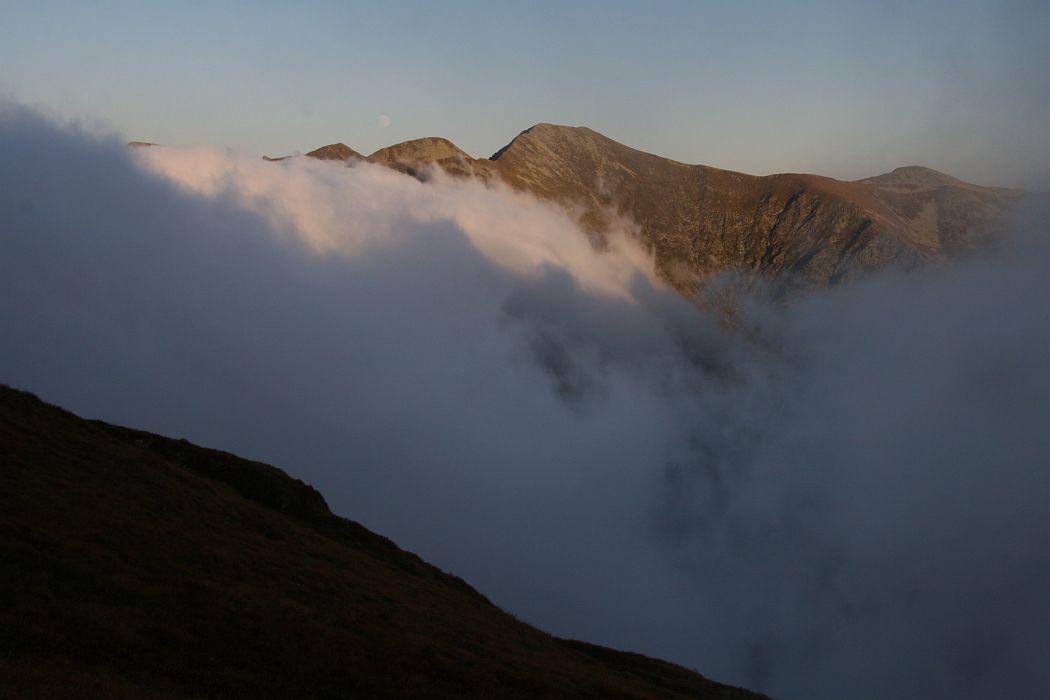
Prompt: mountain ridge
<box><xmin>292</xmin><ymin>124</ymin><xmax>1021</xmax><ymax>292</ymax></box>
<box><xmin>292</xmin><ymin>125</ymin><xmax>999</xmax><ymax>190</ymax></box>
<box><xmin>144</xmin><ymin>124</ymin><xmax>1023</xmax><ymax>294</ymax></box>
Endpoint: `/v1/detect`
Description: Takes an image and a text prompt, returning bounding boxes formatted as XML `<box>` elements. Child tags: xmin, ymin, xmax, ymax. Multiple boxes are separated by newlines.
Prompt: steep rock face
<box><xmin>0</xmin><ymin>385</ymin><xmax>769</xmax><ymax>700</ymax></box>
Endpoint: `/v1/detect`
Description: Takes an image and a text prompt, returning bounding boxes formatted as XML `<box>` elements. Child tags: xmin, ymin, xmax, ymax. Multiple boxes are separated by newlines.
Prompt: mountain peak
<box><xmin>859</xmin><ymin>165</ymin><xmax>975</xmax><ymax>189</ymax></box>
<box><xmin>368</xmin><ymin>137</ymin><xmax>470</xmax><ymax>165</ymax></box>
<box><xmin>490</xmin><ymin>123</ymin><xmax>602</xmax><ymax>160</ymax></box>
<box><xmin>523</xmin><ymin>122</ymin><xmax>597</xmax><ymax>137</ymax></box>
<box><xmin>261</xmin><ymin>143</ymin><xmax>362</xmax><ymax>162</ymax></box>
<box><xmin>306</xmin><ymin>143</ymin><xmax>362</xmax><ymax>161</ymax></box>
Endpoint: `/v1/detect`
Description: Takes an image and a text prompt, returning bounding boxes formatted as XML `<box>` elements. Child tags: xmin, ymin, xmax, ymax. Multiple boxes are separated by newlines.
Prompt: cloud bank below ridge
<box><xmin>1</xmin><ymin>104</ymin><xmax>1047</xmax><ymax>699</ymax></box>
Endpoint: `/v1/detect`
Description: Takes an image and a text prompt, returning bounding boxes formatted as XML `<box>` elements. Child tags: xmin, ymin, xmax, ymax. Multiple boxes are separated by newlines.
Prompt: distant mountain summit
<box><xmin>366</xmin><ymin>137</ymin><xmax>477</xmax><ymax>178</ymax></box>
<box><xmin>859</xmin><ymin>165</ymin><xmax>964</xmax><ymax>188</ymax></box>
<box><xmin>306</xmin><ymin>142</ymin><xmax>362</xmax><ymax>161</ymax></box>
<box><xmin>368</xmin><ymin>136</ymin><xmax>470</xmax><ymax>165</ymax></box>
<box><xmin>261</xmin><ymin>125</ymin><xmax>1024</xmax><ymax>294</ymax></box>
<box><xmin>262</xmin><ymin>142</ymin><xmax>362</xmax><ymax>162</ymax></box>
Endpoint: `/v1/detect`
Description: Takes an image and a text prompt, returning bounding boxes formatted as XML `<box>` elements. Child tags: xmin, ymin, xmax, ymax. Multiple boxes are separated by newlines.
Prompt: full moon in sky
<box><xmin>378</xmin><ymin>114</ymin><xmax>391</xmax><ymax>129</ymax></box>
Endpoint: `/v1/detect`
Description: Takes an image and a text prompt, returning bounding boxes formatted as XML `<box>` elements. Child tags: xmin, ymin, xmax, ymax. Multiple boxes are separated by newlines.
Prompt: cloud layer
<box><xmin>1</xmin><ymin>104</ymin><xmax>1047</xmax><ymax>699</ymax></box>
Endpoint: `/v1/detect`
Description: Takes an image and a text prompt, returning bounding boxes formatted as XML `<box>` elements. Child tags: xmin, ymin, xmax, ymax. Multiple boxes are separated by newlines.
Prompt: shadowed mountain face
<box><xmin>289</xmin><ymin>125</ymin><xmax>1020</xmax><ymax>294</ymax></box>
<box><xmin>0</xmin><ymin>385</ymin><xmax>768</xmax><ymax>700</ymax></box>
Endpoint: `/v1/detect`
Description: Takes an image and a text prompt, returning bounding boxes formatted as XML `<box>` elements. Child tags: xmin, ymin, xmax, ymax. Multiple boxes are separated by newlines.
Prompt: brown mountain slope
<box><xmin>485</xmin><ymin>125</ymin><xmax>1021</xmax><ymax>292</ymax></box>
<box><xmin>283</xmin><ymin>124</ymin><xmax>1019</xmax><ymax>294</ymax></box>
<box><xmin>0</xmin><ymin>385</ymin><xmax>767</xmax><ymax>700</ymax></box>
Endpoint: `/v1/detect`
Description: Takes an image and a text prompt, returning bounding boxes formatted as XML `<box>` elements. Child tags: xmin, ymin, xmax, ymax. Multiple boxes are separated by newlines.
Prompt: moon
<box><xmin>377</xmin><ymin>114</ymin><xmax>391</xmax><ymax>129</ymax></box>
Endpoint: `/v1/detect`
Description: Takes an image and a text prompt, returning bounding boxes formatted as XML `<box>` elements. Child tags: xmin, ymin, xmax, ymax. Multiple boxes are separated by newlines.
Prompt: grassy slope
<box><xmin>0</xmin><ymin>385</ymin><xmax>767</xmax><ymax>699</ymax></box>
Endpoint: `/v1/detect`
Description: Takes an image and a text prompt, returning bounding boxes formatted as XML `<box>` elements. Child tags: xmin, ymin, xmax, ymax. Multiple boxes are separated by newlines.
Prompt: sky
<box><xmin>1</xmin><ymin>0</ymin><xmax>1048</xmax><ymax>187</ymax></box>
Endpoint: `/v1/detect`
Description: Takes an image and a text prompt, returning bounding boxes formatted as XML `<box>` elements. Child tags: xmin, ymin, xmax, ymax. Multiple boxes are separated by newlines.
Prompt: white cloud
<box><xmin>135</xmin><ymin>145</ymin><xmax>656</xmax><ymax>300</ymax></box>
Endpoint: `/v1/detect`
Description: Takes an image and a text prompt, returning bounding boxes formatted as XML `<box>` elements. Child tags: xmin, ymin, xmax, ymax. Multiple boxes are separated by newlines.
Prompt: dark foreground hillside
<box><xmin>0</xmin><ymin>385</ymin><xmax>767</xmax><ymax>699</ymax></box>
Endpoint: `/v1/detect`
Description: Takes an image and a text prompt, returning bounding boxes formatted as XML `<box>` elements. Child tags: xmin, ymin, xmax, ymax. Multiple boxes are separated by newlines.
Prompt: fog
<box><xmin>1</xmin><ymin>104</ymin><xmax>1047</xmax><ymax>699</ymax></box>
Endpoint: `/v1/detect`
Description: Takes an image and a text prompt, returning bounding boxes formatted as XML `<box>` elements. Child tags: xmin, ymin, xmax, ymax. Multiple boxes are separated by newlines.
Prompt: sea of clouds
<box><xmin>1</xmin><ymin>103</ymin><xmax>1047</xmax><ymax>699</ymax></box>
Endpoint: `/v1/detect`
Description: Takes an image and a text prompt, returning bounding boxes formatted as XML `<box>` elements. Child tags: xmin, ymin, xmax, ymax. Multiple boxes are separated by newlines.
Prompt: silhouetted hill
<box><xmin>0</xmin><ymin>385</ymin><xmax>768</xmax><ymax>699</ymax></box>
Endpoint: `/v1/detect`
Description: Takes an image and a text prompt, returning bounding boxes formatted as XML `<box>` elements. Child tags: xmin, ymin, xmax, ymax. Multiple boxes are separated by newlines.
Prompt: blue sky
<box><xmin>2</xmin><ymin>0</ymin><xmax>1047</xmax><ymax>186</ymax></box>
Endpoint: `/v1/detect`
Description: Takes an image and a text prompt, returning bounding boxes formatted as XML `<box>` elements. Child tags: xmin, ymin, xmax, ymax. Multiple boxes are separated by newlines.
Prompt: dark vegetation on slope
<box><xmin>0</xmin><ymin>385</ymin><xmax>768</xmax><ymax>699</ymax></box>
